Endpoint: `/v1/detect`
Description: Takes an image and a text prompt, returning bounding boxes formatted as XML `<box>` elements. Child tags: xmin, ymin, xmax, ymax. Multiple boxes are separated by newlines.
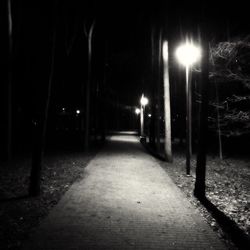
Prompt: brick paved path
<box><xmin>22</xmin><ymin>134</ymin><xmax>226</xmax><ymax>250</ymax></box>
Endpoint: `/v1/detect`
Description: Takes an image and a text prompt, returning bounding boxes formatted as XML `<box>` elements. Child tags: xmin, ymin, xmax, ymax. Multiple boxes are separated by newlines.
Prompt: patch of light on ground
<box><xmin>109</xmin><ymin>135</ymin><xmax>138</xmax><ymax>143</ymax></box>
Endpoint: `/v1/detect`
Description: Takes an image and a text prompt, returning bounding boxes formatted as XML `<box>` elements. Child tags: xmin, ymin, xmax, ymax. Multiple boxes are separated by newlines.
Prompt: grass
<box><xmin>0</xmin><ymin>146</ymin><xmax>100</xmax><ymax>250</ymax></box>
<box><xmin>155</xmin><ymin>141</ymin><xmax>250</xmax><ymax>250</ymax></box>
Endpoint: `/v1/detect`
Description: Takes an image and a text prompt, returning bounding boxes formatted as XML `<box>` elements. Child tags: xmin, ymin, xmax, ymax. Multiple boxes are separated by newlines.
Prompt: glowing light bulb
<box><xmin>135</xmin><ymin>108</ymin><xmax>140</xmax><ymax>115</ymax></box>
<box><xmin>176</xmin><ymin>41</ymin><xmax>201</xmax><ymax>66</ymax></box>
<box><xmin>140</xmin><ymin>96</ymin><xmax>148</xmax><ymax>106</ymax></box>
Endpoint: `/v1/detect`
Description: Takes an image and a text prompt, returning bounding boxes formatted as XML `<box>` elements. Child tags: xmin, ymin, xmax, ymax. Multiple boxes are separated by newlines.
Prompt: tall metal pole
<box><xmin>140</xmin><ymin>104</ymin><xmax>144</xmax><ymax>137</ymax></box>
<box><xmin>186</xmin><ymin>66</ymin><xmax>192</xmax><ymax>175</ymax></box>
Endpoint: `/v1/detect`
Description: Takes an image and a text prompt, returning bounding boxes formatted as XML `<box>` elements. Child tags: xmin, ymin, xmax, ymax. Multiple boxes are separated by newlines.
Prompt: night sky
<box><xmin>99</xmin><ymin>0</ymin><xmax>249</xmax><ymax>105</ymax></box>
<box><xmin>1</xmin><ymin>0</ymin><xmax>249</xmax><ymax>150</ymax></box>
<box><xmin>8</xmin><ymin>1</ymin><xmax>250</xmax><ymax>107</ymax></box>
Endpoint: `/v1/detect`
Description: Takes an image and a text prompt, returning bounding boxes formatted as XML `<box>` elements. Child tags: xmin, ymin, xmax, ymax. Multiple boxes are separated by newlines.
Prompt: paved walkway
<box><xmin>23</xmin><ymin>133</ymin><xmax>226</xmax><ymax>250</ymax></box>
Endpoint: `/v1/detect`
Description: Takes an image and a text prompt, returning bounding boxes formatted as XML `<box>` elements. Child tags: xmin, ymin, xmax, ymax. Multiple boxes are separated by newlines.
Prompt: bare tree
<box><xmin>149</xmin><ymin>24</ymin><xmax>156</xmax><ymax>147</ymax></box>
<box><xmin>84</xmin><ymin>19</ymin><xmax>95</xmax><ymax>151</ymax></box>
<box><xmin>29</xmin><ymin>12</ymin><xmax>56</xmax><ymax>196</ymax></box>
<box><xmin>194</xmin><ymin>32</ymin><xmax>209</xmax><ymax>199</ymax></box>
<box><xmin>155</xmin><ymin>27</ymin><xmax>161</xmax><ymax>153</ymax></box>
<box><xmin>163</xmin><ymin>40</ymin><xmax>173</xmax><ymax>162</ymax></box>
<box><xmin>209</xmin><ymin>37</ymin><xmax>250</xmax><ymax>88</ymax></box>
<box><xmin>6</xmin><ymin>0</ymin><xmax>12</xmax><ymax>160</ymax></box>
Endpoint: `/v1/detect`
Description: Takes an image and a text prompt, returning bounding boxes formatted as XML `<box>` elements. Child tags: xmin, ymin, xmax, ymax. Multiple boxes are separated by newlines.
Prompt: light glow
<box><xmin>135</xmin><ymin>108</ymin><xmax>140</xmax><ymax>115</ymax></box>
<box><xmin>76</xmin><ymin>110</ymin><xmax>81</xmax><ymax>114</ymax></box>
<box><xmin>163</xmin><ymin>41</ymin><xmax>168</xmax><ymax>61</ymax></box>
<box><xmin>140</xmin><ymin>95</ymin><xmax>148</xmax><ymax>106</ymax></box>
<box><xmin>176</xmin><ymin>41</ymin><xmax>201</xmax><ymax>66</ymax></box>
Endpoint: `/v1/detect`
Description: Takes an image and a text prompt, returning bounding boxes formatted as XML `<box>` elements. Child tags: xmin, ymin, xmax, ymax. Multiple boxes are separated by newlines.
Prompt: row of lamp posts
<box><xmin>135</xmin><ymin>39</ymin><xmax>201</xmax><ymax>175</ymax></box>
<box><xmin>134</xmin><ymin>94</ymin><xmax>149</xmax><ymax>143</ymax></box>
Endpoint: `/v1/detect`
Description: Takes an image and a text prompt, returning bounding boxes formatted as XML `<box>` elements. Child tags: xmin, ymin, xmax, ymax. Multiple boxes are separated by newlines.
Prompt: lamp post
<box><xmin>135</xmin><ymin>108</ymin><xmax>140</xmax><ymax>135</ymax></box>
<box><xmin>135</xmin><ymin>108</ymin><xmax>140</xmax><ymax>115</ymax></box>
<box><xmin>176</xmin><ymin>40</ymin><xmax>201</xmax><ymax>175</ymax></box>
<box><xmin>140</xmin><ymin>94</ymin><xmax>148</xmax><ymax>141</ymax></box>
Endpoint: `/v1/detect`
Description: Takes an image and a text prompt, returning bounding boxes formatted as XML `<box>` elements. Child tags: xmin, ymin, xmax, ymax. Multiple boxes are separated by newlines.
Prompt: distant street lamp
<box><xmin>135</xmin><ymin>107</ymin><xmax>141</xmax><ymax>135</ymax></box>
<box><xmin>135</xmin><ymin>108</ymin><xmax>141</xmax><ymax>115</ymax></box>
<box><xmin>176</xmin><ymin>39</ymin><xmax>201</xmax><ymax>175</ymax></box>
<box><xmin>140</xmin><ymin>95</ymin><xmax>149</xmax><ymax>106</ymax></box>
<box><xmin>140</xmin><ymin>94</ymin><xmax>148</xmax><ymax>140</ymax></box>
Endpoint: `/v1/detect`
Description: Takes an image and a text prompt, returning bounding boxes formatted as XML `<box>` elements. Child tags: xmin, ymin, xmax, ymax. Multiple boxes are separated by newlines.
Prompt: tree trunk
<box><xmin>155</xmin><ymin>28</ymin><xmax>161</xmax><ymax>152</ymax></box>
<box><xmin>163</xmin><ymin>41</ymin><xmax>173</xmax><ymax>162</ymax></box>
<box><xmin>101</xmin><ymin>42</ymin><xmax>108</xmax><ymax>142</ymax></box>
<box><xmin>84</xmin><ymin>20</ymin><xmax>95</xmax><ymax>151</ymax></box>
<box><xmin>149</xmin><ymin>25</ymin><xmax>156</xmax><ymax>147</ymax></box>
<box><xmin>29</xmin><ymin>29</ymin><xmax>56</xmax><ymax>196</ymax></box>
<box><xmin>6</xmin><ymin>0</ymin><xmax>12</xmax><ymax>160</ymax></box>
<box><xmin>215</xmin><ymin>81</ymin><xmax>223</xmax><ymax>159</ymax></box>
<box><xmin>194</xmin><ymin>33</ymin><xmax>209</xmax><ymax>199</ymax></box>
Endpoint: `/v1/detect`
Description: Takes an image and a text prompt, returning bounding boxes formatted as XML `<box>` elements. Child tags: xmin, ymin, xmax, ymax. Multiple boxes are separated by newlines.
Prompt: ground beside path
<box><xmin>22</xmin><ymin>134</ymin><xmax>226</xmax><ymax>250</ymax></box>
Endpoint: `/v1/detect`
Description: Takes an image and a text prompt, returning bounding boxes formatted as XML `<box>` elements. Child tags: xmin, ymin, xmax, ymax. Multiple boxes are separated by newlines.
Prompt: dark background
<box><xmin>0</xmin><ymin>0</ymin><xmax>249</xmax><ymax>156</ymax></box>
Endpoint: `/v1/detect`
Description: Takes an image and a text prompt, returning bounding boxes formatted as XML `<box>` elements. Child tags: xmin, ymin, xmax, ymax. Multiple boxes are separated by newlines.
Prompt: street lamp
<box><xmin>140</xmin><ymin>95</ymin><xmax>148</xmax><ymax>106</ymax></box>
<box><xmin>134</xmin><ymin>108</ymin><xmax>140</xmax><ymax>135</ymax></box>
<box><xmin>135</xmin><ymin>108</ymin><xmax>140</xmax><ymax>115</ymax></box>
<box><xmin>176</xmin><ymin>39</ymin><xmax>201</xmax><ymax>175</ymax></box>
<box><xmin>140</xmin><ymin>94</ymin><xmax>148</xmax><ymax>140</ymax></box>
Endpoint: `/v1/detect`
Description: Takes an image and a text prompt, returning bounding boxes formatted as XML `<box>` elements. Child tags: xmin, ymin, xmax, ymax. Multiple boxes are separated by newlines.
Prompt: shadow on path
<box><xmin>198</xmin><ymin>197</ymin><xmax>250</xmax><ymax>250</ymax></box>
<box><xmin>141</xmin><ymin>139</ymin><xmax>250</xmax><ymax>250</ymax></box>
